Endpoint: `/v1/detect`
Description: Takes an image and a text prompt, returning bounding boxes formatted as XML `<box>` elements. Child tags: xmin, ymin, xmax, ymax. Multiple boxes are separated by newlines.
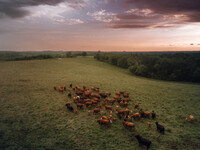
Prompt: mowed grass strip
<box><xmin>0</xmin><ymin>57</ymin><xmax>200</xmax><ymax>150</ymax></box>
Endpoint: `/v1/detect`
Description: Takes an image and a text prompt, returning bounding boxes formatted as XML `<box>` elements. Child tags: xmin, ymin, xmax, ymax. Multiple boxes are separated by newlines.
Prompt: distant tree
<box><xmin>117</xmin><ymin>56</ymin><xmax>128</xmax><ymax>68</ymax></box>
<box><xmin>192</xmin><ymin>67</ymin><xmax>200</xmax><ymax>82</ymax></box>
<box><xmin>109</xmin><ymin>55</ymin><xmax>118</xmax><ymax>65</ymax></box>
<box><xmin>82</xmin><ymin>52</ymin><xmax>87</xmax><ymax>56</ymax></box>
<box><xmin>66</xmin><ymin>52</ymin><xmax>72</xmax><ymax>58</ymax></box>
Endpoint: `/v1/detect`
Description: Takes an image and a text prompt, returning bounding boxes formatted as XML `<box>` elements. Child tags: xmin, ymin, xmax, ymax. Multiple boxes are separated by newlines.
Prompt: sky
<box><xmin>0</xmin><ymin>0</ymin><xmax>200</xmax><ymax>51</ymax></box>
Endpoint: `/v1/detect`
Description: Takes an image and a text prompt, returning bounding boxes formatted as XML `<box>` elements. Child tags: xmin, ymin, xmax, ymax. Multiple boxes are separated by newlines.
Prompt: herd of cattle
<box><xmin>53</xmin><ymin>84</ymin><xmax>166</xmax><ymax>150</ymax></box>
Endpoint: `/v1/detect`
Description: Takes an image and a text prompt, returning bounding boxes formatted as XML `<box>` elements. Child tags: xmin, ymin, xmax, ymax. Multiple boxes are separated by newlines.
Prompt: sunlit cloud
<box><xmin>87</xmin><ymin>9</ymin><xmax>119</xmax><ymax>23</ymax></box>
<box><xmin>53</xmin><ymin>18</ymin><xmax>84</xmax><ymax>25</ymax></box>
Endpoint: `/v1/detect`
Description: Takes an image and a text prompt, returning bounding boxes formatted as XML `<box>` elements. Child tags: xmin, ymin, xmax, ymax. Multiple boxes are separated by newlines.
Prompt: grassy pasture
<box><xmin>0</xmin><ymin>57</ymin><xmax>199</xmax><ymax>150</ymax></box>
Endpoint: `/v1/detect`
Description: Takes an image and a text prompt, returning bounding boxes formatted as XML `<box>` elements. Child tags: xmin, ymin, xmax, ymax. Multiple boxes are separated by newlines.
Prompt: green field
<box><xmin>0</xmin><ymin>57</ymin><xmax>199</xmax><ymax>150</ymax></box>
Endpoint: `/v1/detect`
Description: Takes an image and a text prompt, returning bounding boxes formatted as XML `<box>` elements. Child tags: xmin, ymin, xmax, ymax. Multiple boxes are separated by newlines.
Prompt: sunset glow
<box><xmin>0</xmin><ymin>0</ymin><xmax>200</xmax><ymax>51</ymax></box>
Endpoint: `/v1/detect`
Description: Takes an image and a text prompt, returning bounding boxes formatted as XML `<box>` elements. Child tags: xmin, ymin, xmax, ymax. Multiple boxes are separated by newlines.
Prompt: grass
<box><xmin>0</xmin><ymin>56</ymin><xmax>200</xmax><ymax>150</ymax></box>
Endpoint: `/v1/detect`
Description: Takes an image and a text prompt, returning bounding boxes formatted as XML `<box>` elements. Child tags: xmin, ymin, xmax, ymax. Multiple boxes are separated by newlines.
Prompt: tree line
<box><xmin>0</xmin><ymin>51</ymin><xmax>89</xmax><ymax>61</ymax></box>
<box><xmin>94</xmin><ymin>52</ymin><xmax>200</xmax><ymax>83</ymax></box>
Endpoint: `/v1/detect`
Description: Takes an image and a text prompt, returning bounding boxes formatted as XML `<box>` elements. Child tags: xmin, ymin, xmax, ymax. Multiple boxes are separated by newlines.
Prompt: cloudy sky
<box><xmin>0</xmin><ymin>0</ymin><xmax>200</xmax><ymax>51</ymax></box>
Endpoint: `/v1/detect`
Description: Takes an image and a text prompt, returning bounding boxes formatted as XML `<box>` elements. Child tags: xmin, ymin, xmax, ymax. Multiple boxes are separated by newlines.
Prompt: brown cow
<box><xmin>106</xmin><ymin>92</ymin><xmax>111</xmax><ymax>96</ymax></box>
<box><xmin>132</xmin><ymin>112</ymin><xmax>141</xmax><ymax>120</ymax></box>
<box><xmin>144</xmin><ymin>110</ymin><xmax>151</xmax><ymax>118</ymax></box>
<box><xmin>105</xmin><ymin>105</ymin><xmax>112</xmax><ymax>110</ymax></box>
<box><xmin>120</xmin><ymin>101</ymin><xmax>124</xmax><ymax>106</ymax></box>
<box><xmin>58</xmin><ymin>86</ymin><xmax>64</xmax><ymax>92</ymax></box>
<box><xmin>101</xmin><ymin>115</ymin><xmax>110</xmax><ymax>120</ymax></box>
<box><xmin>96</xmin><ymin>119</ymin><xmax>110</xmax><ymax>126</ymax></box>
<box><xmin>107</xmin><ymin>99</ymin><xmax>116</xmax><ymax>105</ymax></box>
<box><xmin>122</xmin><ymin>120</ymin><xmax>135</xmax><ymax>130</ymax></box>
<box><xmin>123</xmin><ymin>93</ymin><xmax>129</xmax><ymax>98</ymax></box>
<box><xmin>135</xmin><ymin>104</ymin><xmax>139</xmax><ymax>109</ymax></box>
<box><xmin>93</xmin><ymin>97</ymin><xmax>100</xmax><ymax>102</ymax></box>
<box><xmin>95</xmin><ymin>88</ymin><xmax>100</xmax><ymax>92</ymax></box>
<box><xmin>120</xmin><ymin>91</ymin><xmax>126</xmax><ymax>94</ymax></box>
<box><xmin>91</xmin><ymin>87</ymin><xmax>95</xmax><ymax>91</ymax></box>
<box><xmin>53</xmin><ymin>86</ymin><xmax>56</xmax><ymax>90</ymax></box>
<box><xmin>76</xmin><ymin>103</ymin><xmax>84</xmax><ymax>109</ymax></box>
<box><xmin>124</xmin><ymin>101</ymin><xmax>128</xmax><ymax>107</ymax></box>
<box><xmin>85</xmin><ymin>101</ymin><xmax>92</xmax><ymax>107</ymax></box>
<box><xmin>115</xmin><ymin>92</ymin><xmax>120</xmax><ymax>96</ymax></box>
<box><xmin>93</xmin><ymin>107</ymin><xmax>101</xmax><ymax>114</ymax></box>
<box><xmin>125</xmin><ymin>108</ymin><xmax>129</xmax><ymax>115</ymax></box>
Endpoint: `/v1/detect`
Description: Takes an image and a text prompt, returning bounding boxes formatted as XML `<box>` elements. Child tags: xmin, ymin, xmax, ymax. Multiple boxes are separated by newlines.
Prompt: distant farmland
<box><xmin>0</xmin><ymin>57</ymin><xmax>199</xmax><ymax>150</ymax></box>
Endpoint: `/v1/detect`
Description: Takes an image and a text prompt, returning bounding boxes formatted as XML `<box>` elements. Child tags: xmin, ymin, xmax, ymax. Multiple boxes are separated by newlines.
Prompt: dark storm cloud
<box><xmin>125</xmin><ymin>0</ymin><xmax>200</xmax><ymax>22</ymax></box>
<box><xmin>0</xmin><ymin>0</ymin><xmax>85</xmax><ymax>18</ymax></box>
<box><xmin>108</xmin><ymin>0</ymin><xmax>200</xmax><ymax>28</ymax></box>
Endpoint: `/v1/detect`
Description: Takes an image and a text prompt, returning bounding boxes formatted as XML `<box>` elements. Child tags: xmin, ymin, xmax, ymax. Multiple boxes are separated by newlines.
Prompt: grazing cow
<box><xmin>76</xmin><ymin>103</ymin><xmax>84</xmax><ymax>109</ymax></box>
<box><xmin>122</xmin><ymin>120</ymin><xmax>135</xmax><ymax>130</ymax></box>
<box><xmin>189</xmin><ymin>115</ymin><xmax>194</xmax><ymax>123</ymax></box>
<box><xmin>140</xmin><ymin>109</ymin><xmax>145</xmax><ymax>118</ymax></box>
<box><xmin>53</xmin><ymin>86</ymin><xmax>56</xmax><ymax>90</ymax></box>
<box><xmin>76</xmin><ymin>92</ymin><xmax>83</xmax><ymax>96</ymax></box>
<box><xmin>104</xmin><ymin>105</ymin><xmax>112</xmax><ymax>110</ymax></box>
<box><xmin>132</xmin><ymin>112</ymin><xmax>141</xmax><ymax>120</ymax></box>
<box><xmin>93</xmin><ymin>108</ymin><xmax>100</xmax><ymax>114</ymax></box>
<box><xmin>125</xmin><ymin>108</ymin><xmax>129</xmax><ymax>115</ymax></box>
<box><xmin>124</xmin><ymin>101</ymin><xmax>128</xmax><ymax>107</ymax></box>
<box><xmin>93</xmin><ymin>97</ymin><xmax>100</xmax><ymax>102</ymax></box>
<box><xmin>135</xmin><ymin>104</ymin><xmax>139</xmax><ymax>109</ymax></box>
<box><xmin>155</xmin><ymin>122</ymin><xmax>165</xmax><ymax>134</ymax></box>
<box><xmin>88</xmin><ymin>110</ymin><xmax>91</xmax><ymax>115</ymax></box>
<box><xmin>120</xmin><ymin>91</ymin><xmax>126</xmax><ymax>94</ymax></box>
<box><xmin>95</xmin><ymin>94</ymin><xmax>101</xmax><ymax>98</ymax></box>
<box><xmin>106</xmin><ymin>92</ymin><xmax>111</xmax><ymax>96</ymax></box>
<box><xmin>84</xmin><ymin>90</ymin><xmax>90</xmax><ymax>97</ymax></box>
<box><xmin>96</xmin><ymin>119</ymin><xmax>110</xmax><ymax>126</ymax></box>
<box><xmin>93</xmin><ymin>106</ymin><xmax>101</xmax><ymax>114</ymax></box>
<box><xmin>92</xmin><ymin>101</ymin><xmax>98</xmax><ymax>105</ymax></box>
<box><xmin>122</xmin><ymin>98</ymin><xmax>131</xmax><ymax>102</ymax></box>
<box><xmin>85</xmin><ymin>101</ymin><xmax>92</xmax><ymax>107</ymax></box>
<box><xmin>70</xmin><ymin>84</ymin><xmax>72</xmax><ymax>88</ymax></box>
<box><xmin>116</xmin><ymin>105</ymin><xmax>119</xmax><ymax>109</ymax></box>
<box><xmin>66</xmin><ymin>104</ymin><xmax>73</xmax><ymax>112</ymax></box>
<box><xmin>123</xmin><ymin>93</ymin><xmax>129</xmax><ymax>98</ymax></box>
<box><xmin>114</xmin><ymin>95</ymin><xmax>120</xmax><ymax>100</ymax></box>
<box><xmin>120</xmin><ymin>101</ymin><xmax>124</xmax><ymax>106</ymax></box>
<box><xmin>130</xmin><ymin>110</ymin><xmax>133</xmax><ymax>116</ymax></box>
<box><xmin>101</xmin><ymin>115</ymin><xmax>110</xmax><ymax>120</ymax></box>
<box><xmin>116</xmin><ymin>109</ymin><xmax>125</xmax><ymax>115</ymax></box>
<box><xmin>95</xmin><ymin>88</ymin><xmax>100</xmax><ymax>92</ymax></box>
<box><xmin>152</xmin><ymin>111</ymin><xmax>156</xmax><ymax>119</ymax></box>
<box><xmin>91</xmin><ymin>87</ymin><xmax>95</xmax><ymax>91</ymax></box>
<box><xmin>66</xmin><ymin>102</ymin><xmax>71</xmax><ymax>106</ymax></box>
<box><xmin>84</xmin><ymin>99</ymin><xmax>91</xmax><ymax>103</ymax></box>
<box><xmin>68</xmin><ymin>93</ymin><xmax>72</xmax><ymax>98</ymax></box>
<box><xmin>115</xmin><ymin>92</ymin><xmax>120</xmax><ymax>96</ymax></box>
<box><xmin>135</xmin><ymin>135</ymin><xmax>151</xmax><ymax>150</ymax></box>
<box><xmin>107</xmin><ymin>99</ymin><xmax>116</xmax><ymax>105</ymax></box>
<box><xmin>58</xmin><ymin>86</ymin><xmax>64</xmax><ymax>93</ymax></box>
<box><xmin>100</xmin><ymin>93</ymin><xmax>107</xmax><ymax>98</ymax></box>
<box><xmin>100</xmin><ymin>110</ymin><xmax>104</xmax><ymax>115</ymax></box>
<box><xmin>144</xmin><ymin>110</ymin><xmax>151</xmax><ymax>118</ymax></box>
